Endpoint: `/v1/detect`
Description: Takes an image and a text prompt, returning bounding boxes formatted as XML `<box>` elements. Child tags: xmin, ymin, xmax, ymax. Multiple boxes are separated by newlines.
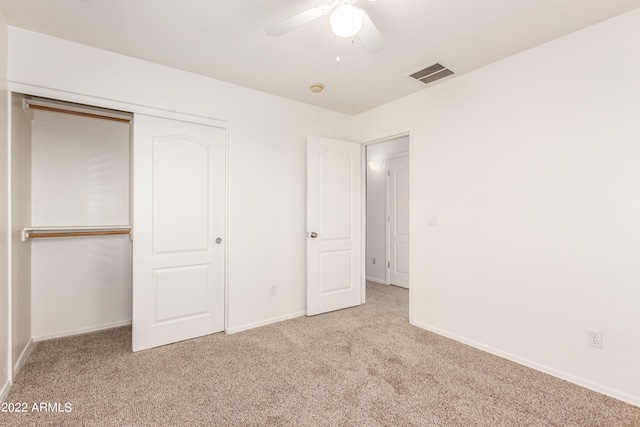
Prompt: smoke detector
<box><xmin>310</xmin><ymin>83</ymin><xmax>325</xmax><ymax>93</ymax></box>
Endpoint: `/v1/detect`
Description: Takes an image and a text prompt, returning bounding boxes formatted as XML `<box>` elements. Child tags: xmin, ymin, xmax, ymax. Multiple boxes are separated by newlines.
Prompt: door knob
<box><xmin>215</xmin><ymin>237</ymin><xmax>222</xmax><ymax>244</ymax></box>
<box><xmin>310</xmin><ymin>232</ymin><xmax>318</xmax><ymax>238</ymax></box>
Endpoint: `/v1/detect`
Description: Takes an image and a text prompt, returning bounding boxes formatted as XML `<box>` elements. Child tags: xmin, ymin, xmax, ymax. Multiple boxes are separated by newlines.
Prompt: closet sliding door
<box><xmin>132</xmin><ymin>114</ymin><xmax>226</xmax><ymax>352</ymax></box>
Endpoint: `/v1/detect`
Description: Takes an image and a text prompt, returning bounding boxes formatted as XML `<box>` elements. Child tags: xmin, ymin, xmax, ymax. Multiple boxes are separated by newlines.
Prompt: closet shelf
<box><xmin>22</xmin><ymin>226</ymin><xmax>131</xmax><ymax>241</ymax></box>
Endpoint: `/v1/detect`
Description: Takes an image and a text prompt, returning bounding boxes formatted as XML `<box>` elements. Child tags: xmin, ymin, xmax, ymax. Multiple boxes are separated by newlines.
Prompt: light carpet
<box><xmin>2</xmin><ymin>282</ymin><xmax>639</xmax><ymax>426</ymax></box>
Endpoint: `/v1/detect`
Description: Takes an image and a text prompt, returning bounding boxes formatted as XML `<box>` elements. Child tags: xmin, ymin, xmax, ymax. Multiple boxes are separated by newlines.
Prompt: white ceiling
<box><xmin>1</xmin><ymin>0</ymin><xmax>640</xmax><ymax>115</ymax></box>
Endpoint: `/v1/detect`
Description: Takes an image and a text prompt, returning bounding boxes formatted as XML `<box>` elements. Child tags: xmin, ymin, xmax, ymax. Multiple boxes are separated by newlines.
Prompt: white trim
<box><xmin>0</xmin><ymin>379</ymin><xmax>10</xmax><ymax>403</ymax></box>
<box><xmin>223</xmin><ymin>126</ymin><xmax>230</xmax><ymax>333</ymax></box>
<box><xmin>225</xmin><ymin>311</ymin><xmax>306</xmax><ymax>335</ymax></box>
<box><xmin>12</xmin><ymin>338</ymin><xmax>33</xmax><ymax>380</ymax></box>
<box><xmin>8</xmin><ymin>82</ymin><xmax>228</xmax><ymax>129</ymax></box>
<box><xmin>358</xmin><ymin>129</ymin><xmax>412</xmax><ymax>146</ymax></box>
<box><xmin>407</xmin><ymin>131</ymin><xmax>414</xmax><ymax>323</ymax></box>
<box><xmin>32</xmin><ymin>320</ymin><xmax>131</xmax><ymax>342</ymax></box>
<box><xmin>365</xmin><ymin>276</ymin><xmax>386</xmax><ymax>285</ymax></box>
<box><xmin>5</xmin><ymin>88</ymin><xmax>13</xmax><ymax>396</ymax></box>
<box><xmin>360</xmin><ymin>144</ymin><xmax>367</xmax><ymax>304</ymax></box>
<box><xmin>385</xmin><ymin>155</ymin><xmax>389</xmax><ymax>286</ymax></box>
<box><xmin>411</xmin><ymin>320</ymin><xmax>640</xmax><ymax>408</ymax></box>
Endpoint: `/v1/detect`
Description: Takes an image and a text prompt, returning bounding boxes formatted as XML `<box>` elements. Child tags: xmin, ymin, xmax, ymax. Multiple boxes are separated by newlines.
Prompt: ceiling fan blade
<box><xmin>266</xmin><ymin>4</ymin><xmax>332</xmax><ymax>36</ymax></box>
<box><xmin>357</xmin><ymin>12</ymin><xmax>385</xmax><ymax>53</ymax></box>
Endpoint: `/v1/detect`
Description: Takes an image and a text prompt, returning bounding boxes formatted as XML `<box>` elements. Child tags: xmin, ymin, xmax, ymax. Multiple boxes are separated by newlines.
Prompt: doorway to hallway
<box><xmin>365</xmin><ymin>136</ymin><xmax>410</xmax><ymax>289</ymax></box>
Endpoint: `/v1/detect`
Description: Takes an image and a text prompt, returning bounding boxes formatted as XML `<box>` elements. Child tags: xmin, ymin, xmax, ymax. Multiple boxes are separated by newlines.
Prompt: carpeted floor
<box><xmin>2</xmin><ymin>282</ymin><xmax>639</xmax><ymax>426</ymax></box>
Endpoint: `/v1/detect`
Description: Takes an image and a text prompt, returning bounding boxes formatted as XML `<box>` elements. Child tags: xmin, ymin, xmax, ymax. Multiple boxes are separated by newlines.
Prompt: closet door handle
<box><xmin>215</xmin><ymin>237</ymin><xmax>222</xmax><ymax>244</ymax></box>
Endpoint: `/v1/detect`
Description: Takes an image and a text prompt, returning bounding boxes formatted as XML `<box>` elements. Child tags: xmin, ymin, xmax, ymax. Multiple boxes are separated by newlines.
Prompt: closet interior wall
<box><xmin>13</xmin><ymin>93</ymin><xmax>133</xmax><ymax>343</ymax></box>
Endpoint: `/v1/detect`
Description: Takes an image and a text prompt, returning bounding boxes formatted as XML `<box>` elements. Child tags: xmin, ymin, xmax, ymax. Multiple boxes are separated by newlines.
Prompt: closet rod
<box><xmin>27</xmin><ymin>230</ymin><xmax>131</xmax><ymax>239</ymax></box>
<box><xmin>27</xmin><ymin>104</ymin><xmax>131</xmax><ymax>124</ymax></box>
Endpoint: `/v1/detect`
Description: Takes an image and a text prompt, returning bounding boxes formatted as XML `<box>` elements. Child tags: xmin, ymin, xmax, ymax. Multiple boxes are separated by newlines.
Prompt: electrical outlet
<box><xmin>270</xmin><ymin>285</ymin><xmax>277</xmax><ymax>297</ymax></box>
<box><xmin>588</xmin><ymin>329</ymin><xmax>603</xmax><ymax>349</ymax></box>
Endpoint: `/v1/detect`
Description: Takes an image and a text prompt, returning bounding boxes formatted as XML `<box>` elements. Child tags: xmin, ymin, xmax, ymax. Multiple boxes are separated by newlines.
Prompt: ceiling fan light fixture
<box><xmin>330</xmin><ymin>3</ymin><xmax>364</xmax><ymax>38</ymax></box>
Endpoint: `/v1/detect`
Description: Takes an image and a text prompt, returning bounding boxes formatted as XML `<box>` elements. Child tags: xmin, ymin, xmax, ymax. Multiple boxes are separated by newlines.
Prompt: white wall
<box><xmin>30</xmin><ymin>110</ymin><xmax>132</xmax><ymax>340</ymax></box>
<box><xmin>9</xmin><ymin>7</ymin><xmax>639</xmax><ymax>407</ymax></box>
<box><xmin>31</xmin><ymin>111</ymin><xmax>130</xmax><ymax>226</ymax></box>
<box><xmin>365</xmin><ymin>137</ymin><xmax>409</xmax><ymax>283</ymax></box>
<box><xmin>10</xmin><ymin>92</ymin><xmax>31</xmax><ymax>376</ymax></box>
<box><xmin>354</xmin><ymin>8</ymin><xmax>640</xmax><ymax>405</ymax></box>
<box><xmin>31</xmin><ymin>236</ymin><xmax>132</xmax><ymax>340</ymax></box>
<box><xmin>0</xmin><ymin>7</ymin><xmax>10</xmax><ymax>400</ymax></box>
<box><xmin>7</xmin><ymin>27</ymin><xmax>352</xmax><ymax>333</ymax></box>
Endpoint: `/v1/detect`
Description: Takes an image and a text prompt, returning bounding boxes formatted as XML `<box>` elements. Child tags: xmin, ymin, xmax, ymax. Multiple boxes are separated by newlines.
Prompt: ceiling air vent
<box><xmin>409</xmin><ymin>63</ymin><xmax>454</xmax><ymax>85</ymax></box>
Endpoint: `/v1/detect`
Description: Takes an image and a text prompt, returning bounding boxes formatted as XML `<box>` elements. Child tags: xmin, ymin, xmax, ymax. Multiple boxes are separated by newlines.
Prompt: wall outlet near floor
<box><xmin>588</xmin><ymin>329</ymin><xmax>603</xmax><ymax>349</ymax></box>
<box><xmin>270</xmin><ymin>285</ymin><xmax>278</xmax><ymax>297</ymax></box>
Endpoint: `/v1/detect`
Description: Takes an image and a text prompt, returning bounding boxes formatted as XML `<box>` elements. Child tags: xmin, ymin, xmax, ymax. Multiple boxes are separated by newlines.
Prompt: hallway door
<box><xmin>389</xmin><ymin>155</ymin><xmax>409</xmax><ymax>288</ymax></box>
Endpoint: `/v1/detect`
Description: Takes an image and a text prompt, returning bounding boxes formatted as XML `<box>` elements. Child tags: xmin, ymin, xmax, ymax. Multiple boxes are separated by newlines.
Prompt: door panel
<box><xmin>132</xmin><ymin>114</ymin><xmax>225</xmax><ymax>351</ymax></box>
<box><xmin>153</xmin><ymin>136</ymin><xmax>211</xmax><ymax>253</ymax></box>
<box><xmin>307</xmin><ymin>136</ymin><xmax>362</xmax><ymax>316</ymax></box>
<box><xmin>154</xmin><ymin>265</ymin><xmax>210</xmax><ymax>322</ymax></box>
<box><xmin>319</xmin><ymin>250</ymin><xmax>353</xmax><ymax>293</ymax></box>
<box><xmin>389</xmin><ymin>156</ymin><xmax>410</xmax><ymax>288</ymax></box>
<box><xmin>319</xmin><ymin>151</ymin><xmax>352</xmax><ymax>240</ymax></box>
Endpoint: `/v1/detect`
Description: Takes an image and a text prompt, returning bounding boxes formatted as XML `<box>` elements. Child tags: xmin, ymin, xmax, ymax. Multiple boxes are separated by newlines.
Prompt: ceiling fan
<box><xmin>266</xmin><ymin>0</ymin><xmax>385</xmax><ymax>53</ymax></box>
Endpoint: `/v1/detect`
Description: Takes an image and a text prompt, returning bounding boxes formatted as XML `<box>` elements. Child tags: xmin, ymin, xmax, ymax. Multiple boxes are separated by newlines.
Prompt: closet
<box><xmin>10</xmin><ymin>91</ymin><xmax>227</xmax><ymax>372</ymax></box>
<box><xmin>13</xmin><ymin>93</ymin><xmax>133</xmax><ymax>345</ymax></box>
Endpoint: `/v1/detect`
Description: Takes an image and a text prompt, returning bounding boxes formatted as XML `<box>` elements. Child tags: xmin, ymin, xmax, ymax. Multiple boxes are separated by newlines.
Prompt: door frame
<box><xmin>6</xmin><ymin>82</ymin><xmax>231</xmax><ymax>339</ymax></box>
<box><xmin>361</xmin><ymin>131</ymin><xmax>412</xmax><ymax>318</ymax></box>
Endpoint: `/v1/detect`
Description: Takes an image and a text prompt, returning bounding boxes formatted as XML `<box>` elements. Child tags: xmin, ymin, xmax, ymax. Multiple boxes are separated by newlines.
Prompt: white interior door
<box><xmin>132</xmin><ymin>114</ymin><xmax>226</xmax><ymax>352</ymax></box>
<box><xmin>307</xmin><ymin>136</ymin><xmax>362</xmax><ymax>316</ymax></box>
<box><xmin>389</xmin><ymin>155</ymin><xmax>410</xmax><ymax>288</ymax></box>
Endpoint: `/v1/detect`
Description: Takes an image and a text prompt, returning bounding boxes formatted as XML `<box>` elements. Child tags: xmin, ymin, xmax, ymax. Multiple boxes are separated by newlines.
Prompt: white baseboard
<box><xmin>12</xmin><ymin>338</ymin><xmax>33</xmax><ymax>380</ymax></box>
<box><xmin>32</xmin><ymin>319</ymin><xmax>132</xmax><ymax>342</ymax></box>
<box><xmin>410</xmin><ymin>320</ymin><xmax>640</xmax><ymax>408</ymax></box>
<box><xmin>0</xmin><ymin>379</ymin><xmax>10</xmax><ymax>403</ymax></box>
<box><xmin>366</xmin><ymin>277</ymin><xmax>386</xmax><ymax>284</ymax></box>
<box><xmin>226</xmin><ymin>311</ymin><xmax>306</xmax><ymax>335</ymax></box>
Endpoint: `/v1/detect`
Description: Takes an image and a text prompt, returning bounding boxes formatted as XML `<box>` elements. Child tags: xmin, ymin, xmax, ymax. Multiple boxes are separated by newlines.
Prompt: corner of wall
<box><xmin>0</xmin><ymin>377</ymin><xmax>10</xmax><ymax>403</ymax></box>
<box><xmin>0</xmin><ymin>5</ymin><xmax>12</xmax><ymax>402</ymax></box>
<box><xmin>11</xmin><ymin>338</ymin><xmax>32</xmax><ymax>381</ymax></box>
<box><xmin>10</xmin><ymin>92</ymin><xmax>32</xmax><ymax>378</ymax></box>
